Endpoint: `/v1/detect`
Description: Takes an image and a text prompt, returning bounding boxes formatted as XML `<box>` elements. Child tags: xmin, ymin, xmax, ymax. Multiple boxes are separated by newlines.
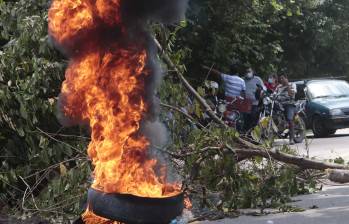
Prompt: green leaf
<box><xmin>39</xmin><ymin>136</ymin><xmax>49</xmax><ymax>149</ymax></box>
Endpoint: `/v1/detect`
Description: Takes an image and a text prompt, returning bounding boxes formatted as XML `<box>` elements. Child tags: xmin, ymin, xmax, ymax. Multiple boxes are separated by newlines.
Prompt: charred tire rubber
<box><xmin>87</xmin><ymin>188</ymin><xmax>184</xmax><ymax>224</ymax></box>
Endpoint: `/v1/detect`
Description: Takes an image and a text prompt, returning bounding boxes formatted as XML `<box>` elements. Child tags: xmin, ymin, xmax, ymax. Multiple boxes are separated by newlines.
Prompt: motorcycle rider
<box><xmin>276</xmin><ymin>73</ymin><xmax>297</xmax><ymax>145</ymax></box>
<box><xmin>264</xmin><ymin>74</ymin><xmax>278</xmax><ymax>94</ymax></box>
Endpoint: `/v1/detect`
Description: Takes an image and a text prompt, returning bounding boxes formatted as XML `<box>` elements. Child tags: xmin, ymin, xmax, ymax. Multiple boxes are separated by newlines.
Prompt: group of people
<box><xmin>202</xmin><ymin>64</ymin><xmax>297</xmax><ymax>144</ymax></box>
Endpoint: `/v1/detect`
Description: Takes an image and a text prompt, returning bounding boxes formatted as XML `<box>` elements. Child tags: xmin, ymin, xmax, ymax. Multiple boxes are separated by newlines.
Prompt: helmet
<box><xmin>205</xmin><ymin>81</ymin><xmax>219</xmax><ymax>89</ymax></box>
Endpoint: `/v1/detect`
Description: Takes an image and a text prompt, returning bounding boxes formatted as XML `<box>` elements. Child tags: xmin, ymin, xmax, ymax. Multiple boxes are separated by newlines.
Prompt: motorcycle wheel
<box><xmin>294</xmin><ymin>116</ymin><xmax>306</xmax><ymax>143</ymax></box>
<box><xmin>261</xmin><ymin>118</ymin><xmax>275</xmax><ymax>142</ymax></box>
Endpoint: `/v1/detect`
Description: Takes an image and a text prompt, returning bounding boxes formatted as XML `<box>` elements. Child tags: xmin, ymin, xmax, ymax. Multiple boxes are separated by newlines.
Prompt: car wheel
<box><xmin>328</xmin><ymin>129</ymin><xmax>337</xmax><ymax>135</ymax></box>
<box><xmin>312</xmin><ymin>115</ymin><xmax>330</xmax><ymax>138</ymax></box>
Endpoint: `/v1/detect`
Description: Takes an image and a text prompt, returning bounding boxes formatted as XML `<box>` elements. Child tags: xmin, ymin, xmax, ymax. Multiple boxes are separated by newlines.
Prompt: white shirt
<box><xmin>276</xmin><ymin>83</ymin><xmax>297</xmax><ymax>104</ymax></box>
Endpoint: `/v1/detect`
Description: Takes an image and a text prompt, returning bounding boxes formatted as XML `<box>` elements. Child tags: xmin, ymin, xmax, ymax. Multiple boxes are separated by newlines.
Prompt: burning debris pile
<box><xmin>48</xmin><ymin>0</ymin><xmax>187</xmax><ymax>223</ymax></box>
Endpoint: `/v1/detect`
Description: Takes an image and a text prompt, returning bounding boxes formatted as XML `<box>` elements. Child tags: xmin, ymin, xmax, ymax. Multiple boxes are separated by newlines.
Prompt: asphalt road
<box><xmin>199</xmin><ymin>185</ymin><xmax>349</xmax><ymax>224</ymax></box>
<box><xmin>276</xmin><ymin>128</ymin><xmax>349</xmax><ymax>160</ymax></box>
<box><xmin>198</xmin><ymin>129</ymin><xmax>349</xmax><ymax>224</ymax></box>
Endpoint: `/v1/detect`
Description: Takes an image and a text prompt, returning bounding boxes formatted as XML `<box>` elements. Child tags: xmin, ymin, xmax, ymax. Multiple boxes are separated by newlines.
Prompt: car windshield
<box><xmin>307</xmin><ymin>80</ymin><xmax>349</xmax><ymax>99</ymax></box>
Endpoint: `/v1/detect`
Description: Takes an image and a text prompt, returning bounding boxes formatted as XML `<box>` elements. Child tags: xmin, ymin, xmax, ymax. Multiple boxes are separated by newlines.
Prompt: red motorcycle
<box><xmin>218</xmin><ymin>96</ymin><xmax>252</xmax><ymax>131</ymax></box>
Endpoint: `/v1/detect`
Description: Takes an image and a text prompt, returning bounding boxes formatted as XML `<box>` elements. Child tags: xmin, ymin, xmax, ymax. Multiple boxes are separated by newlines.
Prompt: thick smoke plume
<box><xmin>49</xmin><ymin>0</ymin><xmax>188</xmax><ymax>197</ymax></box>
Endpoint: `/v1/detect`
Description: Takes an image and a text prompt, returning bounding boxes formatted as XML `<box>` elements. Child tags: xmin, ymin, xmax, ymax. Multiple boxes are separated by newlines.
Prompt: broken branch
<box><xmin>160</xmin><ymin>102</ymin><xmax>205</xmax><ymax>129</ymax></box>
<box><xmin>154</xmin><ymin>38</ymin><xmax>227</xmax><ymax>127</ymax></box>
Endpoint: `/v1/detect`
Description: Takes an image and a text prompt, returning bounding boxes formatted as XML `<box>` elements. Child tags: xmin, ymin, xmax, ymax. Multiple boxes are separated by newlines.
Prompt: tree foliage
<box><xmin>0</xmin><ymin>0</ymin><xmax>90</xmax><ymax>219</ymax></box>
<box><xmin>174</xmin><ymin>0</ymin><xmax>349</xmax><ymax>81</ymax></box>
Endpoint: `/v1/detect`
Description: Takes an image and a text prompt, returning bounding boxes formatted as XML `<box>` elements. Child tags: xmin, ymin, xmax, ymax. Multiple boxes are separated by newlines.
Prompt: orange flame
<box><xmin>184</xmin><ymin>196</ymin><xmax>193</xmax><ymax>210</ymax></box>
<box><xmin>48</xmin><ymin>0</ymin><xmax>94</xmax><ymax>43</ymax></box>
<box><xmin>82</xmin><ymin>207</ymin><xmax>122</xmax><ymax>224</ymax></box>
<box><xmin>48</xmin><ymin>0</ymin><xmax>180</xmax><ymax>198</ymax></box>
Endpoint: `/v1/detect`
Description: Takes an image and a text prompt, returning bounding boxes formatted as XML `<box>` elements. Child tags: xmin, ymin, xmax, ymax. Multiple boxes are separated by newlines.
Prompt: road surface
<box><xmin>276</xmin><ymin>128</ymin><xmax>349</xmax><ymax>160</ymax></box>
<box><xmin>198</xmin><ymin>129</ymin><xmax>349</xmax><ymax>224</ymax></box>
<box><xmin>199</xmin><ymin>184</ymin><xmax>349</xmax><ymax>224</ymax></box>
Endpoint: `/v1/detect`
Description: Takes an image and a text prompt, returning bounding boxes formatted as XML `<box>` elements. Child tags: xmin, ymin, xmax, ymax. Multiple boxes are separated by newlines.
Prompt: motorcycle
<box><xmin>201</xmin><ymin>97</ymin><xmax>246</xmax><ymax>131</ymax></box>
<box><xmin>217</xmin><ymin>97</ymin><xmax>243</xmax><ymax>130</ymax></box>
<box><xmin>257</xmin><ymin>92</ymin><xmax>306</xmax><ymax>143</ymax></box>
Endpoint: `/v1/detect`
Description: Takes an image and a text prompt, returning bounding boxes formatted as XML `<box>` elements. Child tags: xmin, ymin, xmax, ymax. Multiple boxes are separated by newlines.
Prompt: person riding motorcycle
<box><xmin>275</xmin><ymin>73</ymin><xmax>297</xmax><ymax>145</ymax></box>
<box><xmin>264</xmin><ymin>74</ymin><xmax>278</xmax><ymax>94</ymax></box>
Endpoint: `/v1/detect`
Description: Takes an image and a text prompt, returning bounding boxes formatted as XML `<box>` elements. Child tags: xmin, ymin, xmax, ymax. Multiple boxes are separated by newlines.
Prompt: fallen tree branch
<box><xmin>327</xmin><ymin>169</ymin><xmax>349</xmax><ymax>183</ymax></box>
<box><xmin>166</xmin><ymin>145</ymin><xmax>348</xmax><ymax>171</ymax></box>
<box><xmin>159</xmin><ymin>146</ymin><xmax>222</xmax><ymax>159</ymax></box>
<box><xmin>231</xmin><ymin>147</ymin><xmax>348</xmax><ymax>170</ymax></box>
<box><xmin>160</xmin><ymin>102</ymin><xmax>205</xmax><ymax>129</ymax></box>
<box><xmin>228</xmin><ymin>138</ymin><xmax>346</xmax><ymax>170</ymax></box>
<box><xmin>154</xmin><ymin>38</ymin><xmax>227</xmax><ymax>127</ymax></box>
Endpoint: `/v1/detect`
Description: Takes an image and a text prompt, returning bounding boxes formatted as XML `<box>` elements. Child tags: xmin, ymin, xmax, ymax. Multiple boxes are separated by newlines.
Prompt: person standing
<box><xmin>243</xmin><ymin>67</ymin><xmax>266</xmax><ymax>131</ymax></box>
<box><xmin>276</xmin><ymin>73</ymin><xmax>297</xmax><ymax>145</ymax></box>
<box><xmin>202</xmin><ymin>64</ymin><xmax>247</xmax><ymax>130</ymax></box>
<box><xmin>202</xmin><ymin>64</ymin><xmax>246</xmax><ymax>98</ymax></box>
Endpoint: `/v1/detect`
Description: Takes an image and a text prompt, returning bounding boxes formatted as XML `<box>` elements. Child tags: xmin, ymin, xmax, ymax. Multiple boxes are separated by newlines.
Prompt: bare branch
<box><xmin>24</xmin><ymin>156</ymin><xmax>88</xmax><ymax>180</ymax></box>
<box><xmin>165</xmin><ymin>144</ymin><xmax>348</xmax><ymax>171</ymax></box>
<box><xmin>160</xmin><ymin>102</ymin><xmax>205</xmax><ymax>129</ymax></box>
<box><xmin>228</xmin><ymin>146</ymin><xmax>348</xmax><ymax>170</ymax></box>
<box><xmin>154</xmin><ymin>38</ymin><xmax>227</xmax><ymax>127</ymax></box>
<box><xmin>19</xmin><ymin>176</ymin><xmax>39</xmax><ymax>211</ymax></box>
<box><xmin>36</xmin><ymin>127</ymin><xmax>86</xmax><ymax>156</ymax></box>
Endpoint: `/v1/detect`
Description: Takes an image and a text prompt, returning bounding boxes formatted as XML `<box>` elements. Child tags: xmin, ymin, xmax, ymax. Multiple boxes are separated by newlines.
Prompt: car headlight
<box><xmin>330</xmin><ymin>109</ymin><xmax>344</xmax><ymax>116</ymax></box>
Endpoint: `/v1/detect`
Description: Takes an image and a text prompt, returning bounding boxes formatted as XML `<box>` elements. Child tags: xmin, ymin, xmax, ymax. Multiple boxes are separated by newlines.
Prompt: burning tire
<box><xmin>87</xmin><ymin>188</ymin><xmax>184</xmax><ymax>224</ymax></box>
<box><xmin>48</xmin><ymin>0</ymin><xmax>188</xmax><ymax>223</ymax></box>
